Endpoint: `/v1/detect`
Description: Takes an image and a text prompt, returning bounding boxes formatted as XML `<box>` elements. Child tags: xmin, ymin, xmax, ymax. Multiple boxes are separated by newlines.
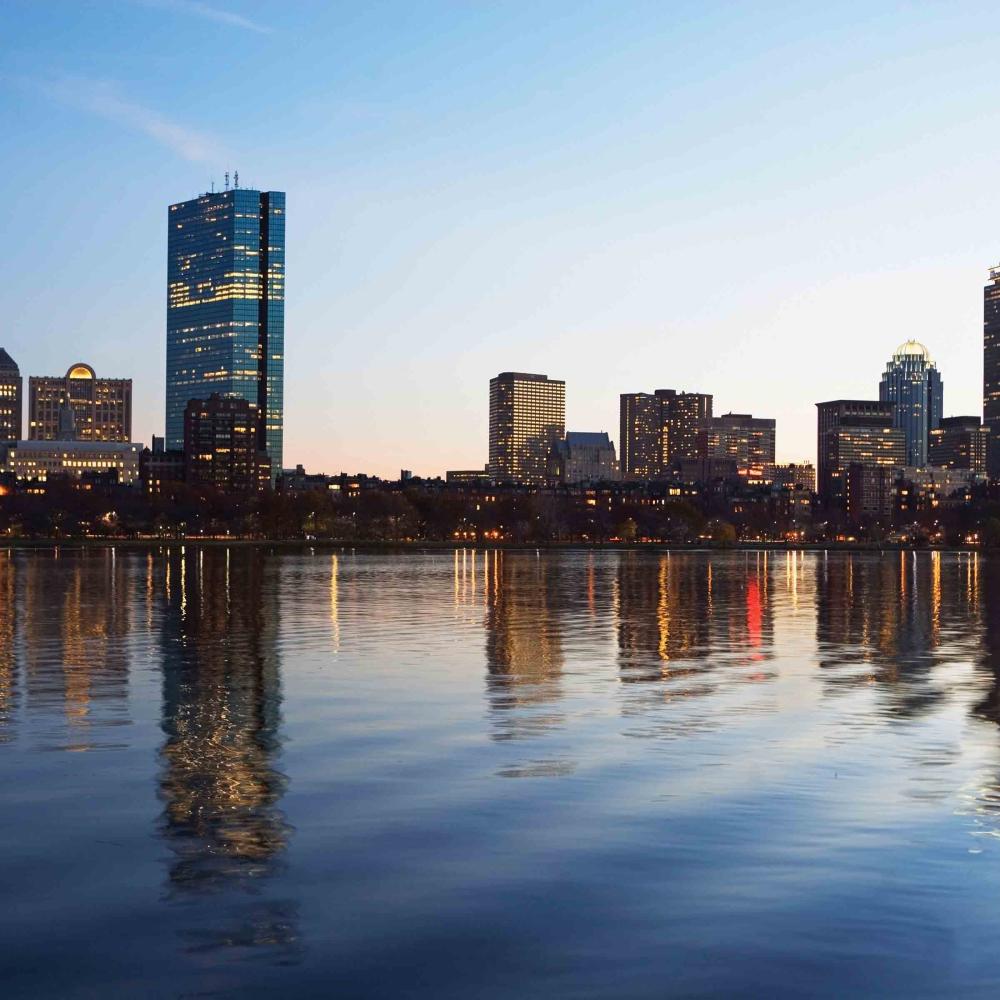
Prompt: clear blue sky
<box><xmin>0</xmin><ymin>1</ymin><xmax>995</xmax><ymax>475</ymax></box>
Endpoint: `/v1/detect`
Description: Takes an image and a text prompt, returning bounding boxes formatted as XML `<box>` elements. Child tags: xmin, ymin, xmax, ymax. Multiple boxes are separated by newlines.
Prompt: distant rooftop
<box><xmin>565</xmin><ymin>431</ymin><xmax>613</xmax><ymax>447</ymax></box>
<box><xmin>0</xmin><ymin>348</ymin><xmax>18</xmax><ymax>372</ymax></box>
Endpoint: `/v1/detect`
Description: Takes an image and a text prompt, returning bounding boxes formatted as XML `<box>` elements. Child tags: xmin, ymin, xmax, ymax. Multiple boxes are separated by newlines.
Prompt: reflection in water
<box><xmin>158</xmin><ymin>548</ymin><xmax>297</xmax><ymax>958</ymax></box>
<box><xmin>483</xmin><ymin>551</ymin><xmax>565</xmax><ymax>741</ymax></box>
<box><xmin>0</xmin><ymin>551</ymin><xmax>15</xmax><ymax>743</ymax></box>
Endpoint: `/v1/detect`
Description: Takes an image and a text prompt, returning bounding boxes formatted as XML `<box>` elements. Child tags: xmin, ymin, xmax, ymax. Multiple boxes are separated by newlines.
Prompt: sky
<box><xmin>0</xmin><ymin>0</ymin><xmax>997</xmax><ymax>477</ymax></box>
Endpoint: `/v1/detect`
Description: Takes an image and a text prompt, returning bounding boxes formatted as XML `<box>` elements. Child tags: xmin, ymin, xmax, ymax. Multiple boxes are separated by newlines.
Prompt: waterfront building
<box><xmin>0</xmin><ymin>349</ymin><xmax>22</xmax><ymax>442</ymax></box>
<box><xmin>772</xmin><ymin>462</ymin><xmax>816</xmax><ymax>493</ymax></box>
<box><xmin>816</xmin><ymin>400</ymin><xmax>897</xmax><ymax>500</ymax></box>
<box><xmin>985</xmin><ymin>265</ymin><xmax>1000</xmax><ymax>476</ymax></box>
<box><xmin>28</xmin><ymin>363</ymin><xmax>131</xmax><ymax>442</ymax></box>
<box><xmin>619</xmin><ymin>389</ymin><xmax>713</xmax><ymax>480</ymax></box>
<box><xmin>488</xmin><ymin>372</ymin><xmax>565</xmax><ymax>484</ymax></box>
<box><xmin>701</xmin><ymin>412</ymin><xmax>775</xmax><ymax>480</ymax></box>
<box><xmin>928</xmin><ymin>416</ymin><xmax>988</xmax><ymax>475</ymax></box>
<box><xmin>4</xmin><ymin>440</ymin><xmax>141</xmax><ymax>484</ymax></box>
<box><xmin>183</xmin><ymin>394</ymin><xmax>270</xmax><ymax>493</ymax></box>
<box><xmin>166</xmin><ymin>186</ymin><xmax>285</xmax><ymax>476</ymax></box>
<box><xmin>619</xmin><ymin>393</ymin><xmax>660</xmax><ymax>480</ymax></box>
<box><xmin>878</xmin><ymin>340</ymin><xmax>943</xmax><ymax>467</ymax></box>
<box><xmin>140</xmin><ymin>436</ymin><xmax>185</xmax><ymax>495</ymax></box>
<box><xmin>548</xmin><ymin>431</ymin><xmax>619</xmax><ymax>484</ymax></box>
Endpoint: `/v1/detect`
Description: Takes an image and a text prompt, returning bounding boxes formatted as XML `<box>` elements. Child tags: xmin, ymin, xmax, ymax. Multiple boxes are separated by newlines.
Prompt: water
<box><xmin>2</xmin><ymin>547</ymin><xmax>1000</xmax><ymax>997</ymax></box>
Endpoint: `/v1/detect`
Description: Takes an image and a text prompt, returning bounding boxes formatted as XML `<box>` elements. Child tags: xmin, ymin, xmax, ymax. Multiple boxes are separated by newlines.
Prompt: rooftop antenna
<box><xmin>234</xmin><ymin>169</ymin><xmax>239</xmax><ymax>189</ymax></box>
<box><xmin>210</xmin><ymin>178</ymin><xmax>215</xmax><ymax>193</ymax></box>
<box><xmin>224</xmin><ymin>171</ymin><xmax>230</xmax><ymax>191</ymax></box>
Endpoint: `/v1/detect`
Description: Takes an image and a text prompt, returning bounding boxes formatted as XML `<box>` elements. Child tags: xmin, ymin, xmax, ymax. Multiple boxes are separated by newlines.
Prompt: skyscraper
<box><xmin>619</xmin><ymin>393</ymin><xmax>660</xmax><ymax>480</ymax></box>
<box><xmin>878</xmin><ymin>340</ymin><xmax>942</xmax><ymax>468</ymax></box>
<box><xmin>929</xmin><ymin>416</ymin><xmax>989</xmax><ymax>475</ymax></box>
<box><xmin>488</xmin><ymin>372</ymin><xmax>565</xmax><ymax>484</ymax></box>
<box><xmin>816</xmin><ymin>399</ymin><xmax>904</xmax><ymax>501</ymax></box>
<box><xmin>985</xmin><ymin>265</ymin><xmax>1000</xmax><ymax>477</ymax></box>
<box><xmin>166</xmin><ymin>185</ymin><xmax>285</xmax><ymax>477</ymax></box>
<box><xmin>701</xmin><ymin>412</ymin><xmax>776</xmax><ymax>479</ymax></box>
<box><xmin>28</xmin><ymin>363</ymin><xmax>131</xmax><ymax>442</ymax></box>
<box><xmin>619</xmin><ymin>388</ymin><xmax>712</xmax><ymax>480</ymax></box>
<box><xmin>0</xmin><ymin>349</ymin><xmax>22</xmax><ymax>442</ymax></box>
<box><xmin>184</xmin><ymin>394</ymin><xmax>271</xmax><ymax>493</ymax></box>
<box><xmin>657</xmin><ymin>390</ymin><xmax>713</xmax><ymax>468</ymax></box>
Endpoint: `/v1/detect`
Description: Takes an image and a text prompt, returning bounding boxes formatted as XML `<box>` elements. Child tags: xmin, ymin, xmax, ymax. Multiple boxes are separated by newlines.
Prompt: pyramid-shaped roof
<box><xmin>0</xmin><ymin>348</ymin><xmax>18</xmax><ymax>372</ymax></box>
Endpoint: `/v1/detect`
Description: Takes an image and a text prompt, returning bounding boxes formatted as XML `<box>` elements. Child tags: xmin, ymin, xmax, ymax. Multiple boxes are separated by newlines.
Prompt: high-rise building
<box><xmin>0</xmin><ymin>349</ymin><xmax>22</xmax><ymax>442</ymax></box>
<box><xmin>657</xmin><ymin>390</ymin><xmax>713</xmax><ymax>468</ymax></box>
<box><xmin>619</xmin><ymin>388</ymin><xmax>712</xmax><ymax>480</ymax></box>
<box><xmin>928</xmin><ymin>416</ymin><xmax>989</xmax><ymax>475</ymax></box>
<box><xmin>985</xmin><ymin>265</ymin><xmax>1000</xmax><ymax>477</ymax></box>
<box><xmin>548</xmin><ymin>431</ymin><xmax>619</xmax><ymax>484</ymax></box>
<box><xmin>816</xmin><ymin>400</ymin><xmax>905</xmax><ymax>502</ymax></box>
<box><xmin>701</xmin><ymin>412</ymin><xmax>775</xmax><ymax>479</ymax></box>
<box><xmin>619</xmin><ymin>393</ymin><xmax>660</xmax><ymax>480</ymax></box>
<box><xmin>184</xmin><ymin>394</ymin><xmax>271</xmax><ymax>493</ymax></box>
<box><xmin>488</xmin><ymin>372</ymin><xmax>565</xmax><ymax>484</ymax></box>
<box><xmin>28</xmin><ymin>363</ymin><xmax>132</xmax><ymax>442</ymax></box>
<box><xmin>878</xmin><ymin>340</ymin><xmax>942</xmax><ymax>467</ymax></box>
<box><xmin>166</xmin><ymin>186</ymin><xmax>285</xmax><ymax>477</ymax></box>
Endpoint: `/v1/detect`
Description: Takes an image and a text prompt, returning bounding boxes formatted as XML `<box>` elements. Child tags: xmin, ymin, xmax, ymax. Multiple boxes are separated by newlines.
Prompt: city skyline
<box><xmin>1</xmin><ymin>2</ymin><xmax>996</xmax><ymax>477</ymax></box>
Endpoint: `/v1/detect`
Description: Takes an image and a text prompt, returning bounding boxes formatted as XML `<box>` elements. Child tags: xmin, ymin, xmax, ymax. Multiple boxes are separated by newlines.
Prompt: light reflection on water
<box><xmin>4</xmin><ymin>548</ymin><xmax>1000</xmax><ymax>996</ymax></box>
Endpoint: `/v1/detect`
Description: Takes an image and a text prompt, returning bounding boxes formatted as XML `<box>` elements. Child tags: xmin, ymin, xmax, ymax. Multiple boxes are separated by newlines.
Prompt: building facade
<box><xmin>184</xmin><ymin>394</ymin><xmax>270</xmax><ymax>493</ymax></box>
<box><xmin>548</xmin><ymin>431</ymin><xmax>619</xmax><ymax>484</ymax></box>
<box><xmin>619</xmin><ymin>393</ymin><xmax>660</xmax><ymax>480</ymax></box>
<box><xmin>928</xmin><ymin>416</ymin><xmax>988</xmax><ymax>475</ymax></box>
<box><xmin>701</xmin><ymin>412</ymin><xmax>775</xmax><ymax>479</ymax></box>
<box><xmin>28</xmin><ymin>363</ymin><xmax>132</xmax><ymax>442</ymax></box>
<box><xmin>985</xmin><ymin>265</ymin><xmax>1000</xmax><ymax>476</ymax></box>
<box><xmin>657</xmin><ymin>390</ymin><xmax>713</xmax><ymax>468</ymax></box>
<box><xmin>0</xmin><ymin>349</ymin><xmax>22</xmax><ymax>442</ymax></box>
<box><xmin>878</xmin><ymin>340</ymin><xmax>943</xmax><ymax>467</ymax></box>
<box><xmin>166</xmin><ymin>186</ymin><xmax>285</xmax><ymax>476</ymax></box>
<box><xmin>816</xmin><ymin>400</ymin><xmax>897</xmax><ymax>500</ymax></box>
<box><xmin>619</xmin><ymin>389</ymin><xmax>712</xmax><ymax>480</ymax></box>
<box><xmin>772</xmin><ymin>462</ymin><xmax>816</xmax><ymax>493</ymax></box>
<box><xmin>5</xmin><ymin>440</ymin><xmax>141</xmax><ymax>484</ymax></box>
<box><xmin>488</xmin><ymin>372</ymin><xmax>565</xmax><ymax>484</ymax></box>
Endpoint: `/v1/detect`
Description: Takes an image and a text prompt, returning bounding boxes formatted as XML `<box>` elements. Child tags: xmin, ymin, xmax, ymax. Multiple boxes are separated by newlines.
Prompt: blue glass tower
<box><xmin>166</xmin><ymin>186</ymin><xmax>285</xmax><ymax>476</ymax></box>
<box><xmin>878</xmin><ymin>340</ymin><xmax>943</xmax><ymax>467</ymax></box>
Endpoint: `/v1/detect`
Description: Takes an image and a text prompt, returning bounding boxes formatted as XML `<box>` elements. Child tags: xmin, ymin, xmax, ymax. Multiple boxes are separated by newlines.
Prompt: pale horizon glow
<box><xmin>0</xmin><ymin>1</ymin><xmax>995</xmax><ymax>476</ymax></box>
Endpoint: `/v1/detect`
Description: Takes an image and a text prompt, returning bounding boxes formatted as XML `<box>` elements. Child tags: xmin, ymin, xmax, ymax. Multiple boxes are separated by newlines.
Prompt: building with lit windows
<box><xmin>928</xmin><ymin>416</ymin><xmax>988</xmax><ymax>475</ymax></box>
<box><xmin>166</xmin><ymin>185</ymin><xmax>285</xmax><ymax>477</ymax></box>
<box><xmin>772</xmin><ymin>462</ymin><xmax>816</xmax><ymax>493</ymax></box>
<box><xmin>184</xmin><ymin>394</ymin><xmax>270</xmax><ymax>493</ymax></box>
<box><xmin>548</xmin><ymin>431</ymin><xmax>619</xmax><ymax>484</ymax></box>
<box><xmin>488</xmin><ymin>372</ymin><xmax>565</xmax><ymax>484</ymax></box>
<box><xmin>878</xmin><ymin>340</ymin><xmax>942</xmax><ymax>467</ymax></box>
<box><xmin>816</xmin><ymin>399</ymin><xmax>897</xmax><ymax>500</ymax></box>
<box><xmin>619</xmin><ymin>388</ymin><xmax>712</xmax><ymax>480</ymax></box>
<box><xmin>985</xmin><ymin>265</ymin><xmax>1000</xmax><ymax>476</ymax></box>
<box><xmin>700</xmin><ymin>412</ymin><xmax>775</xmax><ymax>479</ymax></box>
<box><xmin>28</xmin><ymin>363</ymin><xmax>131</xmax><ymax>442</ymax></box>
<box><xmin>4</xmin><ymin>440</ymin><xmax>141</xmax><ymax>484</ymax></box>
<box><xmin>0</xmin><ymin>349</ymin><xmax>22</xmax><ymax>442</ymax></box>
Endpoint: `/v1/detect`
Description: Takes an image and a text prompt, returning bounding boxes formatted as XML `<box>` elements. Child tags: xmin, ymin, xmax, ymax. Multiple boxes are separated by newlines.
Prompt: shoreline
<box><xmin>0</xmin><ymin>538</ymin><xmax>983</xmax><ymax>554</ymax></box>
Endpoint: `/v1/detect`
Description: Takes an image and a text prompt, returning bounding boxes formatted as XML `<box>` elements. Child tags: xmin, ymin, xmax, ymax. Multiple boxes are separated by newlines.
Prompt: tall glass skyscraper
<box><xmin>166</xmin><ymin>186</ymin><xmax>285</xmax><ymax>475</ymax></box>
<box><xmin>984</xmin><ymin>265</ymin><xmax>1000</xmax><ymax>477</ymax></box>
<box><xmin>878</xmin><ymin>340</ymin><xmax>942</xmax><ymax>467</ymax></box>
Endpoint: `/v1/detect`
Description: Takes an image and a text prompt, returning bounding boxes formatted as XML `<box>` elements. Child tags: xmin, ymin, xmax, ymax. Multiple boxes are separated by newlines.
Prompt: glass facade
<box><xmin>166</xmin><ymin>188</ymin><xmax>285</xmax><ymax>476</ymax></box>
<box><xmin>878</xmin><ymin>340</ymin><xmax>942</xmax><ymax>468</ymax></box>
<box><xmin>984</xmin><ymin>267</ymin><xmax>1000</xmax><ymax>477</ymax></box>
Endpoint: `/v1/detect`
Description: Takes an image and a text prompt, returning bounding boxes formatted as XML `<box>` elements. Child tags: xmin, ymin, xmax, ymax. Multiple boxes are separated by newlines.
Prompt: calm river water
<box><xmin>3</xmin><ymin>547</ymin><xmax>1000</xmax><ymax>997</ymax></box>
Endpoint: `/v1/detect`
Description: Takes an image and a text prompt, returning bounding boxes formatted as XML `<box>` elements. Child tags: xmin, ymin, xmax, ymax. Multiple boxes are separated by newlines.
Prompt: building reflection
<box><xmin>158</xmin><ymin>546</ymin><xmax>297</xmax><ymax>955</ymax></box>
<box><xmin>19</xmin><ymin>549</ymin><xmax>131</xmax><ymax>749</ymax></box>
<box><xmin>0</xmin><ymin>550</ymin><xmax>16</xmax><ymax>743</ymax></box>
<box><xmin>483</xmin><ymin>551</ymin><xmax>565</xmax><ymax>741</ymax></box>
<box><xmin>815</xmin><ymin>552</ymin><xmax>981</xmax><ymax>717</ymax></box>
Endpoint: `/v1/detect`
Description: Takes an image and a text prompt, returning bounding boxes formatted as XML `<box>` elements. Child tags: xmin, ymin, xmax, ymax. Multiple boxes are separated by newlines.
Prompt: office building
<box><xmin>985</xmin><ymin>265</ymin><xmax>1000</xmax><ymax>476</ymax></box>
<box><xmin>184</xmin><ymin>394</ymin><xmax>270</xmax><ymax>493</ymax></box>
<box><xmin>28</xmin><ymin>363</ymin><xmax>131</xmax><ymax>442</ymax></box>
<box><xmin>5</xmin><ymin>440</ymin><xmax>142</xmax><ymax>485</ymax></box>
<box><xmin>548</xmin><ymin>431</ymin><xmax>619</xmax><ymax>484</ymax></box>
<box><xmin>928</xmin><ymin>416</ymin><xmax>988</xmax><ymax>475</ymax></box>
<box><xmin>845</xmin><ymin>464</ymin><xmax>897</xmax><ymax>521</ymax></box>
<box><xmin>701</xmin><ymin>412</ymin><xmax>775</xmax><ymax>479</ymax></box>
<box><xmin>488</xmin><ymin>372</ymin><xmax>565</xmax><ymax>484</ymax></box>
<box><xmin>619</xmin><ymin>389</ymin><xmax>712</xmax><ymax>480</ymax></box>
<box><xmin>816</xmin><ymin>400</ymin><xmax>897</xmax><ymax>500</ymax></box>
<box><xmin>166</xmin><ymin>185</ymin><xmax>285</xmax><ymax>476</ymax></box>
<box><xmin>0</xmin><ymin>349</ymin><xmax>22</xmax><ymax>442</ymax></box>
<box><xmin>878</xmin><ymin>340</ymin><xmax>942</xmax><ymax>467</ymax></box>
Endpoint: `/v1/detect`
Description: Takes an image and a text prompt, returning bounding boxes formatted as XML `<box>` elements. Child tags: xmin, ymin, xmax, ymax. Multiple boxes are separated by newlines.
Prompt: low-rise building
<box><xmin>548</xmin><ymin>432</ymin><xmax>619</xmax><ymax>484</ymax></box>
<box><xmin>5</xmin><ymin>440</ymin><xmax>142</xmax><ymax>485</ymax></box>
